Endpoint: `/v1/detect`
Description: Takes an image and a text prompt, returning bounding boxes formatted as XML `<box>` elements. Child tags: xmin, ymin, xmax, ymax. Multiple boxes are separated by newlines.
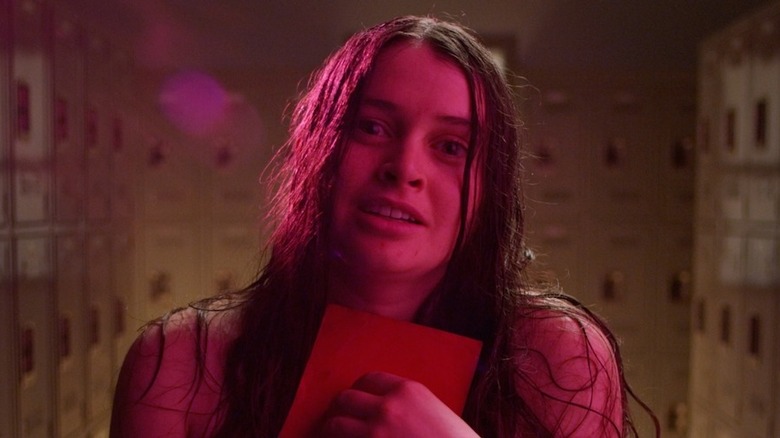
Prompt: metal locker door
<box><xmin>141</xmin><ymin>224</ymin><xmax>200</xmax><ymax>321</ymax></box>
<box><xmin>0</xmin><ymin>239</ymin><xmax>16</xmax><ymax>438</ymax></box>
<box><xmin>741</xmin><ymin>291</ymin><xmax>776</xmax><ymax>437</ymax></box>
<box><xmin>55</xmin><ymin>234</ymin><xmax>86</xmax><ymax>436</ymax></box>
<box><xmin>590</xmin><ymin>90</ymin><xmax>658</xmax><ymax>223</ymax></box>
<box><xmin>86</xmin><ymin>234</ymin><xmax>114</xmax><ymax>428</ymax></box>
<box><xmin>525</xmin><ymin>223</ymin><xmax>583</xmax><ymax>302</ymax></box>
<box><xmin>210</xmin><ymin>225</ymin><xmax>258</xmax><ymax>295</ymax></box>
<box><xmin>0</xmin><ymin>0</ymin><xmax>10</xmax><ymax>228</ymax></box>
<box><xmin>110</xmin><ymin>113</ymin><xmax>134</xmax><ymax>221</ymax></box>
<box><xmin>15</xmin><ymin>235</ymin><xmax>54</xmax><ymax>438</ymax></box>
<box><xmin>141</xmin><ymin>134</ymin><xmax>199</xmax><ymax>224</ymax></box>
<box><xmin>720</xmin><ymin>45</ymin><xmax>752</xmax><ymax>165</ymax></box>
<box><xmin>52</xmin><ymin>14</ymin><xmax>85</xmax><ymax>224</ymax></box>
<box><xmin>524</xmin><ymin>88</ymin><xmax>587</xmax><ymax>225</ymax></box>
<box><xmin>749</xmin><ymin>52</ymin><xmax>780</xmax><ymax>165</ymax></box>
<box><xmin>582</xmin><ymin>227</ymin><xmax>654</xmax><ymax>404</ymax></box>
<box><xmin>12</xmin><ymin>0</ymin><xmax>51</xmax><ymax>225</ymax></box>
<box><xmin>84</xmin><ymin>38</ymin><xmax>113</xmax><ymax>224</ymax></box>
<box><xmin>747</xmin><ymin>175</ymin><xmax>780</xmax><ymax>225</ymax></box>
<box><xmin>713</xmin><ymin>294</ymin><xmax>744</xmax><ymax>424</ymax></box>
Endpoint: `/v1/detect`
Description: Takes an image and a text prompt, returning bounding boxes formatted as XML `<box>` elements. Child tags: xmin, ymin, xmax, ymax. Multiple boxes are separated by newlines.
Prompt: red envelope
<box><xmin>279</xmin><ymin>304</ymin><xmax>483</xmax><ymax>437</ymax></box>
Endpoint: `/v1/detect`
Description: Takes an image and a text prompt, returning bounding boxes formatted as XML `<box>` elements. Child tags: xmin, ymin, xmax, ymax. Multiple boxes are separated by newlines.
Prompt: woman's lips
<box><xmin>359</xmin><ymin>198</ymin><xmax>424</xmax><ymax>225</ymax></box>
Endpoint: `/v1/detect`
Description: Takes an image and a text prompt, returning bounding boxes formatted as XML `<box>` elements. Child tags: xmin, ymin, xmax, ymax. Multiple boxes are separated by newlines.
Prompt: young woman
<box><xmin>111</xmin><ymin>15</ymin><xmax>655</xmax><ymax>437</ymax></box>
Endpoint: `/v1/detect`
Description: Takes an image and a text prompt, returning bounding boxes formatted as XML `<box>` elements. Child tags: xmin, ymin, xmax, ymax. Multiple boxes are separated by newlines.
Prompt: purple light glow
<box><xmin>159</xmin><ymin>70</ymin><xmax>229</xmax><ymax>137</ymax></box>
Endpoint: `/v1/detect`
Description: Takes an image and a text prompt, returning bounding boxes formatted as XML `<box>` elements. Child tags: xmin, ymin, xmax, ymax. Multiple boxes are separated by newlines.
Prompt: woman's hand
<box><xmin>320</xmin><ymin>371</ymin><xmax>480</xmax><ymax>437</ymax></box>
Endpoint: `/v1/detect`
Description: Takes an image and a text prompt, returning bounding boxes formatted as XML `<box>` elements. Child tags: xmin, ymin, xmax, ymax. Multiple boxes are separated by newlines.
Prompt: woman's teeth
<box><xmin>367</xmin><ymin>206</ymin><xmax>417</xmax><ymax>223</ymax></box>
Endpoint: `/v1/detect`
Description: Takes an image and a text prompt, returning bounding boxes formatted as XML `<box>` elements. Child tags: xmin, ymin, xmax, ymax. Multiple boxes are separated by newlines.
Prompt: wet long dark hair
<box><xmin>178</xmin><ymin>15</ymin><xmax>655</xmax><ymax>437</ymax></box>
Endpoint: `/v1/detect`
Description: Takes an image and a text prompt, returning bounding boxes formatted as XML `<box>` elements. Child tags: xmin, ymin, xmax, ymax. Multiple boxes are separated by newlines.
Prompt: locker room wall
<box><xmin>691</xmin><ymin>2</ymin><xmax>780</xmax><ymax>437</ymax></box>
<box><xmin>520</xmin><ymin>67</ymin><xmax>697</xmax><ymax>436</ymax></box>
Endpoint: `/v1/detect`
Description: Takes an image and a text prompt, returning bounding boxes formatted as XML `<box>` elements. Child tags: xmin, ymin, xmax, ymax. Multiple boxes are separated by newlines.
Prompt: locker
<box><xmin>582</xmin><ymin>227</ymin><xmax>653</xmax><ymax>329</ymax></box>
<box><xmin>655</xmin><ymin>230</ymin><xmax>693</xmax><ymax>356</ymax></box>
<box><xmin>12</xmin><ymin>0</ymin><xmax>50</xmax><ymax>164</ymax></box>
<box><xmin>713</xmin><ymin>295</ymin><xmax>744</xmax><ymax>423</ymax></box>
<box><xmin>745</xmin><ymin>235</ymin><xmax>778</xmax><ymax>287</ymax></box>
<box><xmin>688</xmin><ymin>403</ymin><xmax>713</xmax><ymax>438</ymax></box>
<box><xmin>720</xmin><ymin>48</ymin><xmax>752</xmax><ymax>164</ymax></box>
<box><xmin>656</xmin><ymin>363</ymin><xmax>691</xmax><ymax>437</ymax></box>
<box><xmin>0</xmin><ymin>239</ymin><xmax>16</xmax><ymax>438</ymax></box>
<box><xmin>211</xmin><ymin>173</ymin><xmax>262</xmax><ymax>223</ymax></box>
<box><xmin>141</xmin><ymin>224</ymin><xmax>201</xmax><ymax>321</ymax></box>
<box><xmin>525</xmin><ymin>223</ymin><xmax>583</xmax><ymax>302</ymax></box>
<box><xmin>718</xmin><ymin>235</ymin><xmax>745</xmax><ymax>286</ymax></box>
<box><xmin>658</xmin><ymin>91</ymin><xmax>696</xmax><ymax>224</ymax></box>
<box><xmin>0</xmin><ymin>0</ymin><xmax>9</xmax><ymax>228</ymax></box>
<box><xmin>660</xmin><ymin>138</ymin><xmax>695</xmax><ymax>224</ymax></box>
<box><xmin>749</xmin><ymin>54</ymin><xmax>780</xmax><ymax>164</ymax></box>
<box><xmin>776</xmin><ymin>346</ymin><xmax>780</xmax><ymax>438</ymax></box>
<box><xmin>694</xmin><ymin>232</ymin><xmax>717</xmax><ymax>295</ymax></box>
<box><xmin>13</xmin><ymin>168</ymin><xmax>49</xmax><ymax>223</ymax></box>
<box><xmin>52</xmin><ymin>14</ymin><xmax>85</xmax><ymax>223</ymax></box>
<box><xmin>719</xmin><ymin>174</ymin><xmax>747</xmax><ymax>221</ymax></box>
<box><xmin>86</xmin><ymin>234</ymin><xmax>114</xmax><ymax>423</ymax></box>
<box><xmin>695</xmin><ymin>172</ymin><xmax>718</xmax><ymax>225</ymax></box>
<box><xmin>698</xmin><ymin>48</ymin><xmax>722</xmax><ymax>162</ymax></box>
<box><xmin>746</xmin><ymin>175</ymin><xmax>780</xmax><ymax>223</ymax></box>
<box><xmin>523</xmin><ymin>93</ymin><xmax>587</xmax><ymax>224</ymax></box>
<box><xmin>210</xmin><ymin>225</ymin><xmax>260</xmax><ymax>294</ymax></box>
<box><xmin>595</xmin><ymin>90</ymin><xmax>660</xmax><ymax>218</ymax></box>
<box><xmin>111</xmin><ymin>113</ymin><xmax>134</xmax><ymax>221</ymax></box>
<box><xmin>141</xmin><ymin>135</ymin><xmax>200</xmax><ymax>223</ymax></box>
<box><xmin>740</xmin><ymin>292</ymin><xmax>776</xmax><ymax>437</ymax></box>
<box><xmin>84</xmin><ymin>103</ymin><xmax>112</xmax><ymax>222</ymax></box>
<box><xmin>84</xmin><ymin>38</ymin><xmax>114</xmax><ymax>223</ymax></box>
<box><xmin>15</xmin><ymin>235</ymin><xmax>54</xmax><ymax>438</ymax></box>
<box><xmin>54</xmin><ymin>234</ymin><xmax>86</xmax><ymax>436</ymax></box>
<box><xmin>689</xmin><ymin>308</ymin><xmax>716</xmax><ymax>406</ymax></box>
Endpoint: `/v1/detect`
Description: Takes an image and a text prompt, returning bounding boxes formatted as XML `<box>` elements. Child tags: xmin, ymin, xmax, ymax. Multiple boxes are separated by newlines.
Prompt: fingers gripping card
<box><xmin>280</xmin><ymin>304</ymin><xmax>483</xmax><ymax>437</ymax></box>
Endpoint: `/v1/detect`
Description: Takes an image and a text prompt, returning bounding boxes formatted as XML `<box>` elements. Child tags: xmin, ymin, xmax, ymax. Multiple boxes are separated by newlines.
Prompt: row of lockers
<box><xmin>521</xmin><ymin>74</ymin><xmax>695</xmax><ymax>226</ymax></box>
<box><xmin>689</xmin><ymin>290</ymin><xmax>779</xmax><ymax>438</ymax></box>
<box><xmin>1</xmin><ymin>1</ymin><xmax>135</xmax><ymax>436</ymax></box>
<box><xmin>690</xmin><ymin>2</ymin><xmax>780</xmax><ymax>437</ymax></box>
<box><xmin>0</xmin><ymin>233</ymin><xmax>131</xmax><ymax>437</ymax></box>
<box><xmin>698</xmin><ymin>26</ymin><xmax>780</xmax><ymax>166</ymax></box>
<box><xmin>527</xmin><ymin>223</ymin><xmax>692</xmax><ymax>400</ymax></box>
<box><xmin>1</xmin><ymin>224</ymin><xmax>261</xmax><ymax>438</ymax></box>
<box><xmin>519</xmin><ymin>68</ymin><xmax>696</xmax><ymax>436</ymax></box>
<box><xmin>697</xmin><ymin>172</ymin><xmax>780</xmax><ymax>224</ymax></box>
<box><xmin>1</xmin><ymin>0</ymin><xmax>135</xmax><ymax>229</ymax></box>
<box><xmin>695</xmin><ymin>231</ymin><xmax>780</xmax><ymax>288</ymax></box>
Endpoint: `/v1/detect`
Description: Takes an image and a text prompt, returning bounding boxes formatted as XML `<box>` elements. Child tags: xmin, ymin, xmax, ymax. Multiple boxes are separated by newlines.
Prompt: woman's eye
<box><xmin>356</xmin><ymin>119</ymin><xmax>387</xmax><ymax>137</ymax></box>
<box><xmin>438</xmin><ymin>140</ymin><xmax>468</xmax><ymax>158</ymax></box>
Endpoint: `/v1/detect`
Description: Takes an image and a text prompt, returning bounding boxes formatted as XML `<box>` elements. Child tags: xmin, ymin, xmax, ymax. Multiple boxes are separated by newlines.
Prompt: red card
<box><xmin>279</xmin><ymin>304</ymin><xmax>483</xmax><ymax>437</ymax></box>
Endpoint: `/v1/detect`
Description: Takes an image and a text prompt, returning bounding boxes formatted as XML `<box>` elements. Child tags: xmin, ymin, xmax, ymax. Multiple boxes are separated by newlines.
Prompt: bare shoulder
<box><xmin>110</xmin><ymin>300</ymin><xmax>242</xmax><ymax>437</ymax></box>
<box><xmin>512</xmin><ymin>298</ymin><xmax>623</xmax><ymax>437</ymax></box>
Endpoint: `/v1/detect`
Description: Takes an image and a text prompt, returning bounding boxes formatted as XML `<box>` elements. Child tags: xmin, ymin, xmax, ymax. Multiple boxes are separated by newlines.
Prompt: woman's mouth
<box><xmin>362</xmin><ymin>204</ymin><xmax>420</xmax><ymax>224</ymax></box>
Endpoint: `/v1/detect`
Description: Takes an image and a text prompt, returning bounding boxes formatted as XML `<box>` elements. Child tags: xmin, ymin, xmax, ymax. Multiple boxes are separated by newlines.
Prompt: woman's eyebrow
<box><xmin>360</xmin><ymin>97</ymin><xmax>471</xmax><ymax>127</ymax></box>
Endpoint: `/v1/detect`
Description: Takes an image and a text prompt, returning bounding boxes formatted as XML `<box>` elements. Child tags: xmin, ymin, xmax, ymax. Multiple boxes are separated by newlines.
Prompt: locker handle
<box><xmin>90</xmin><ymin>306</ymin><xmax>100</xmax><ymax>346</ymax></box>
<box><xmin>59</xmin><ymin>316</ymin><xmax>71</xmax><ymax>359</ymax></box>
<box><xmin>16</xmin><ymin>82</ymin><xmax>31</xmax><ymax>139</ymax></box>
<box><xmin>21</xmin><ymin>327</ymin><xmax>35</xmax><ymax>378</ymax></box>
<box><xmin>602</xmin><ymin>270</ymin><xmax>625</xmax><ymax>301</ymax></box>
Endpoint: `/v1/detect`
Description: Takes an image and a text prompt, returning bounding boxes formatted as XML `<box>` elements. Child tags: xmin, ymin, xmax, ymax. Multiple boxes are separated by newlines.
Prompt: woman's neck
<box><xmin>326</xmin><ymin>268</ymin><xmax>441</xmax><ymax>321</ymax></box>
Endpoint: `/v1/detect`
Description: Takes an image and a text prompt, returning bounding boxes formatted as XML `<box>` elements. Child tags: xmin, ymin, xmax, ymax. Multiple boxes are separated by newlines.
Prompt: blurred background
<box><xmin>1</xmin><ymin>0</ymin><xmax>778</xmax><ymax>436</ymax></box>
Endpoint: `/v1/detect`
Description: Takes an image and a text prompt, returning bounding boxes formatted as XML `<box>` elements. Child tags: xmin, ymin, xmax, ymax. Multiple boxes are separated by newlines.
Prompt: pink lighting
<box><xmin>158</xmin><ymin>70</ymin><xmax>229</xmax><ymax>137</ymax></box>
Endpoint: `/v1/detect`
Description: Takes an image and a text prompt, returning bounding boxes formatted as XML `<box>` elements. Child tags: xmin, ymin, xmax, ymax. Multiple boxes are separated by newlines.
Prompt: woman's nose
<box><xmin>377</xmin><ymin>140</ymin><xmax>424</xmax><ymax>189</ymax></box>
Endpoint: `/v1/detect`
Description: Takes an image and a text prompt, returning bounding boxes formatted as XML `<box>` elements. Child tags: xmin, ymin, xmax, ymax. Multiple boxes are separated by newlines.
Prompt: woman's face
<box><xmin>328</xmin><ymin>40</ymin><xmax>478</xmax><ymax>287</ymax></box>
